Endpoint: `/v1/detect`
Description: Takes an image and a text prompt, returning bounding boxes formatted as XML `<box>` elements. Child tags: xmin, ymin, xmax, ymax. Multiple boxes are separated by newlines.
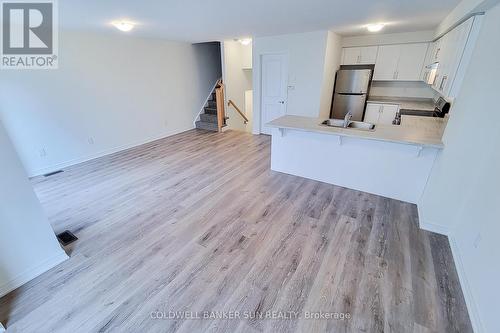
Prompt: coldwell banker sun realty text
<box><xmin>1</xmin><ymin>0</ymin><xmax>58</xmax><ymax>69</ymax></box>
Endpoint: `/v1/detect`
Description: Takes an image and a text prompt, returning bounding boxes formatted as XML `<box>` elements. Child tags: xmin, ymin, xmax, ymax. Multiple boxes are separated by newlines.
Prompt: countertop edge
<box><xmin>267</xmin><ymin>120</ymin><xmax>445</xmax><ymax>149</ymax></box>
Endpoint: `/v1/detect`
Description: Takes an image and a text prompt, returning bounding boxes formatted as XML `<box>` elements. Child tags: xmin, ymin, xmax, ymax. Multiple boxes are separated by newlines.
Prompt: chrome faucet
<box><xmin>343</xmin><ymin>111</ymin><xmax>352</xmax><ymax>128</ymax></box>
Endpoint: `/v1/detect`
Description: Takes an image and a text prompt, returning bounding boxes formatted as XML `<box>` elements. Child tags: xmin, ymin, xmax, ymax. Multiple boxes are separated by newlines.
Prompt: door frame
<box><xmin>258</xmin><ymin>52</ymin><xmax>289</xmax><ymax>134</ymax></box>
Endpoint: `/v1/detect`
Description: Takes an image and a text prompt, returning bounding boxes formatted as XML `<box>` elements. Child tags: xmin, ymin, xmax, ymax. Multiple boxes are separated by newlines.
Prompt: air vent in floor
<box><xmin>57</xmin><ymin>230</ymin><xmax>78</xmax><ymax>246</ymax></box>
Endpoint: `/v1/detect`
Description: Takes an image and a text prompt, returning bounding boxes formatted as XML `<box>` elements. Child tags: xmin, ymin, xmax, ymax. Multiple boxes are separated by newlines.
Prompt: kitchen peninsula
<box><xmin>267</xmin><ymin>115</ymin><xmax>448</xmax><ymax>203</ymax></box>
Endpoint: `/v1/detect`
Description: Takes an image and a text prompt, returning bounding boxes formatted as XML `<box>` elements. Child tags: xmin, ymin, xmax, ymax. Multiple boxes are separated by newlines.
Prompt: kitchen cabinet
<box><xmin>373</xmin><ymin>45</ymin><xmax>400</xmax><ymax>80</ymax></box>
<box><xmin>422</xmin><ymin>16</ymin><xmax>480</xmax><ymax>99</ymax></box>
<box><xmin>364</xmin><ymin>103</ymin><xmax>399</xmax><ymax>125</ymax></box>
<box><xmin>342</xmin><ymin>46</ymin><xmax>378</xmax><ymax>65</ymax></box>
<box><xmin>397</xmin><ymin>43</ymin><xmax>429</xmax><ymax>81</ymax></box>
<box><xmin>364</xmin><ymin>103</ymin><xmax>383</xmax><ymax>124</ymax></box>
<box><xmin>421</xmin><ymin>42</ymin><xmax>437</xmax><ymax>83</ymax></box>
<box><xmin>373</xmin><ymin>43</ymin><xmax>428</xmax><ymax>81</ymax></box>
<box><xmin>433</xmin><ymin>17</ymin><xmax>474</xmax><ymax>98</ymax></box>
<box><xmin>378</xmin><ymin>104</ymin><xmax>399</xmax><ymax>125</ymax></box>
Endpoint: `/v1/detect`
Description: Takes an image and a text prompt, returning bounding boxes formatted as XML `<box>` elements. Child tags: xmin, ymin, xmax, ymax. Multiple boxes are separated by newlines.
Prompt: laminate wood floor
<box><xmin>0</xmin><ymin>130</ymin><xmax>472</xmax><ymax>333</ymax></box>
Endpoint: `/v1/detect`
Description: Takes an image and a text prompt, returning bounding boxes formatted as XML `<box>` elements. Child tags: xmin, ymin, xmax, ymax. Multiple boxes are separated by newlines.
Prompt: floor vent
<box><xmin>57</xmin><ymin>230</ymin><xmax>78</xmax><ymax>246</ymax></box>
<box><xmin>44</xmin><ymin>170</ymin><xmax>64</xmax><ymax>177</ymax></box>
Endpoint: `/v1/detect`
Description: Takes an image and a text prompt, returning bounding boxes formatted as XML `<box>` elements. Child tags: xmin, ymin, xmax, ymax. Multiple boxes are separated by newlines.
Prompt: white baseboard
<box><xmin>447</xmin><ymin>233</ymin><xmax>484</xmax><ymax>333</ymax></box>
<box><xmin>28</xmin><ymin>126</ymin><xmax>194</xmax><ymax>178</ymax></box>
<box><xmin>0</xmin><ymin>251</ymin><xmax>68</xmax><ymax>298</ymax></box>
<box><xmin>417</xmin><ymin>205</ymin><xmax>450</xmax><ymax>236</ymax></box>
<box><xmin>419</xmin><ymin>220</ymin><xmax>451</xmax><ymax>236</ymax></box>
<box><xmin>417</xmin><ymin>206</ymin><xmax>483</xmax><ymax>333</ymax></box>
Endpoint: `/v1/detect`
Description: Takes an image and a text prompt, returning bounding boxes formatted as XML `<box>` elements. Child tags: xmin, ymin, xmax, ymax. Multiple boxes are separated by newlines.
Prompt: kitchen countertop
<box><xmin>267</xmin><ymin>115</ymin><xmax>446</xmax><ymax>149</ymax></box>
<box><xmin>367</xmin><ymin>96</ymin><xmax>436</xmax><ymax>112</ymax></box>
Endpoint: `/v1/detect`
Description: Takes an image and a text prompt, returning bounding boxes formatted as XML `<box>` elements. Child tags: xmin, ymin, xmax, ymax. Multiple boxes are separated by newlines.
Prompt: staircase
<box><xmin>195</xmin><ymin>81</ymin><xmax>227</xmax><ymax>132</ymax></box>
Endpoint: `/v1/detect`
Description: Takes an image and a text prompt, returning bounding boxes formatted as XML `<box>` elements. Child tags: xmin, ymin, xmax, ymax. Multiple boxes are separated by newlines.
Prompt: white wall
<box><xmin>0</xmin><ymin>122</ymin><xmax>68</xmax><ymax>298</ymax></box>
<box><xmin>319</xmin><ymin>31</ymin><xmax>342</xmax><ymax>118</ymax></box>
<box><xmin>420</xmin><ymin>2</ymin><xmax>500</xmax><ymax>332</ymax></box>
<box><xmin>0</xmin><ymin>31</ymin><xmax>221</xmax><ymax>177</ymax></box>
<box><xmin>222</xmin><ymin>40</ymin><xmax>253</xmax><ymax>132</ymax></box>
<box><xmin>253</xmin><ymin>31</ymin><xmax>335</xmax><ymax>134</ymax></box>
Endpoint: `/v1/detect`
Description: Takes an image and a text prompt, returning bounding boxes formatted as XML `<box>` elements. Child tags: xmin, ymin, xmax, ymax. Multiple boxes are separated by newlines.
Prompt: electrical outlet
<box><xmin>88</xmin><ymin>137</ymin><xmax>95</xmax><ymax>145</ymax></box>
<box><xmin>473</xmin><ymin>233</ymin><xmax>482</xmax><ymax>249</ymax></box>
<box><xmin>39</xmin><ymin>148</ymin><xmax>47</xmax><ymax>158</ymax></box>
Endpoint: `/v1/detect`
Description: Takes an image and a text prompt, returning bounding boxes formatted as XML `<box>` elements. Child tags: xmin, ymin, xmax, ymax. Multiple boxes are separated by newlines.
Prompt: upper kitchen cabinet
<box><xmin>373</xmin><ymin>43</ymin><xmax>428</xmax><ymax>81</ymax></box>
<box><xmin>373</xmin><ymin>45</ymin><xmax>400</xmax><ymax>80</ymax></box>
<box><xmin>397</xmin><ymin>43</ymin><xmax>429</xmax><ymax>81</ymax></box>
<box><xmin>342</xmin><ymin>46</ymin><xmax>379</xmax><ymax>65</ymax></box>
<box><xmin>431</xmin><ymin>16</ymin><xmax>477</xmax><ymax>98</ymax></box>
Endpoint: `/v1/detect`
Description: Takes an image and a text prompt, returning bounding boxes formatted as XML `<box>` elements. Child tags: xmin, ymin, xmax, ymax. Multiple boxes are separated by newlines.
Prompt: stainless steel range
<box><xmin>393</xmin><ymin>97</ymin><xmax>451</xmax><ymax>125</ymax></box>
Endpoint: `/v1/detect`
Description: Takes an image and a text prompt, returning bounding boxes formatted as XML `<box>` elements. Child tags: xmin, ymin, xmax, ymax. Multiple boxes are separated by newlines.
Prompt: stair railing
<box><xmin>227</xmin><ymin>100</ymin><xmax>249</xmax><ymax>124</ymax></box>
<box><xmin>215</xmin><ymin>79</ymin><xmax>226</xmax><ymax>132</ymax></box>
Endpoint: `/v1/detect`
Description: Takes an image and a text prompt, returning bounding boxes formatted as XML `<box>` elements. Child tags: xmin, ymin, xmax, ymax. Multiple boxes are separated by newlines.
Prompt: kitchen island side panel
<box><xmin>271</xmin><ymin>128</ymin><xmax>438</xmax><ymax>204</ymax></box>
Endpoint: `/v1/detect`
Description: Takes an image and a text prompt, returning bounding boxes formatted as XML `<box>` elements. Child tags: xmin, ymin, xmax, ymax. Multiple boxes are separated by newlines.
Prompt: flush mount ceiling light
<box><xmin>239</xmin><ymin>38</ymin><xmax>252</xmax><ymax>46</ymax></box>
<box><xmin>112</xmin><ymin>21</ymin><xmax>135</xmax><ymax>32</ymax></box>
<box><xmin>366</xmin><ymin>23</ymin><xmax>385</xmax><ymax>32</ymax></box>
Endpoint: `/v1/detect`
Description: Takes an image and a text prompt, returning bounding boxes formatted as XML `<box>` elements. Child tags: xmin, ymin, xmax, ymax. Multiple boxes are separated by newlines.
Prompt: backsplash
<box><xmin>369</xmin><ymin>81</ymin><xmax>438</xmax><ymax>99</ymax></box>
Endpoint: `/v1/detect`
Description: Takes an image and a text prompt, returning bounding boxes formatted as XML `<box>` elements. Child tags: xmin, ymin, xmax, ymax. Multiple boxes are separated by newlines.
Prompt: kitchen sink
<box><xmin>321</xmin><ymin>119</ymin><xmax>375</xmax><ymax>131</ymax></box>
<box><xmin>347</xmin><ymin>121</ymin><xmax>375</xmax><ymax>130</ymax></box>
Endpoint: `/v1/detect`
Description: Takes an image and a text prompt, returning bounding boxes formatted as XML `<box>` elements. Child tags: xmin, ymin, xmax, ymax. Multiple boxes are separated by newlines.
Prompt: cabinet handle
<box><xmin>435</xmin><ymin>48</ymin><xmax>441</xmax><ymax>59</ymax></box>
<box><xmin>357</xmin><ymin>55</ymin><xmax>361</xmax><ymax>63</ymax></box>
<box><xmin>439</xmin><ymin>75</ymin><xmax>448</xmax><ymax>91</ymax></box>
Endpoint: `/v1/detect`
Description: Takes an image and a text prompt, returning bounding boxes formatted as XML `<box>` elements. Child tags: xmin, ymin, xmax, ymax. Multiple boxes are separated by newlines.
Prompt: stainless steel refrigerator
<box><xmin>331</xmin><ymin>68</ymin><xmax>372</xmax><ymax>121</ymax></box>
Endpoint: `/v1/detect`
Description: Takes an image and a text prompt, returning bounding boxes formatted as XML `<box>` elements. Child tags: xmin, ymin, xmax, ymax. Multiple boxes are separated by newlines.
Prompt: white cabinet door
<box><xmin>373</xmin><ymin>45</ymin><xmax>400</xmax><ymax>80</ymax></box>
<box><xmin>433</xmin><ymin>33</ymin><xmax>451</xmax><ymax>93</ymax></box>
<box><xmin>359</xmin><ymin>46</ymin><xmax>378</xmax><ymax>64</ymax></box>
<box><xmin>397</xmin><ymin>43</ymin><xmax>428</xmax><ymax>81</ymax></box>
<box><xmin>378</xmin><ymin>104</ymin><xmax>399</xmax><ymax>125</ymax></box>
<box><xmin>443</xmin><ymin>17</ymin><xmax>474</xmax><ymax>97</ymax></box>
<box><xmin>421</xmin><ymin>42</ymin><xmax>435</xmax><ymax>81</ymax></box>
<box><xmin>364</xmin><ymin>103</ymin><xmax>382</xmax><ymax>124</ymax></box>
<box><xmin>342</xmin><ymin>48</ymin><xmax>361</xmax><ymax>65</ymax></box>
<box><xmin>433</xmin><ymin>38</ymin><xmax>443</xmax><ymax>63</ymax></box>
<box><xmin>342</xmin><ymin>46</ymin><xmax>378</xmax><ymax>65</ymax></box>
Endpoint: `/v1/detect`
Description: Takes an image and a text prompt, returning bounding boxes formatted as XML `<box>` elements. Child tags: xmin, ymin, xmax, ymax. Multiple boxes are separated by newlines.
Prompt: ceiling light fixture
<box><xmin>239</xmin><ymin>38</ymin><xmax>252</xmax><ymax>46</ymax></box>
<box><xmin>366</xmin><ymin>23</ymin><xmax>385</xmax><ymax>32</ymax></box>
<box><xmin>112</xmin><ymin>21</ymin><xmax>135</xmax><ymax>32</ymax></box>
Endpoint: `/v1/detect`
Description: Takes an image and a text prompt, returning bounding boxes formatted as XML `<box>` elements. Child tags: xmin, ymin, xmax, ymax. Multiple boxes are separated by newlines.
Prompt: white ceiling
<box><xmin>59</xmin><ymin>0</ymin><xmax>461</xmax><ymax>42</ymax></box>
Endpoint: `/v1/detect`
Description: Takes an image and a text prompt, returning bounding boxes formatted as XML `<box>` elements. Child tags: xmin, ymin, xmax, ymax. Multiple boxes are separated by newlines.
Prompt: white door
<box><xmin>261</xmin><ymin>54</ymin><xmax>288</xmax><ymax>135</ymax></box>
<box><xmin>373</xmin><ymin>45</ymin><xmax>400</xmax><ymax>80</ymax></box>
<box><xmin>342</xmin><ymin>48</ymin><xmax>361</xmax><ymax>65</ymax></box>
<box><xmin>396</xmin><ymin>43</ymin><xmax>428</xmax><ymax>81</ymax></box>
<box><xmin>364</xmin><ymin>103</ymin><xmax>382</xmax><ymax>124</ymax></box>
